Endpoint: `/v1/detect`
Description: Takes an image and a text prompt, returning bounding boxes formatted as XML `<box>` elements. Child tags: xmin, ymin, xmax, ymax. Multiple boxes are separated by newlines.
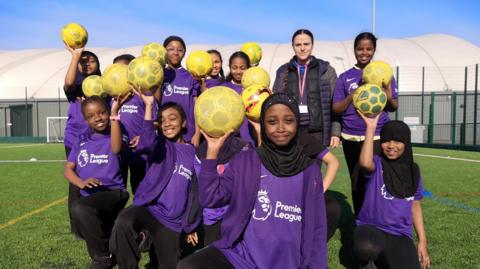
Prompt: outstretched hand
<box><xmin>64</xmin><ymin>41</ymin><xmax>84</xmax><ymax>57</ymax></box>
<box><xmin>111</xmin><ymin>92</ymin><xmax>132</xmax><ymax>115</ymax></box>
<box><xmin>357</xmin><ymin>110</ymin><xmax>381</xmax><ymax>129</ymax></box>
<box><xmin>131</xmin><ymin>84</ymin><xmax>154</xmax><ymax>106</ymax></box>
<box><xmin>201</xmin><ymin>129</ymin><xmax>234</xmax><ymax>159</ymax></box>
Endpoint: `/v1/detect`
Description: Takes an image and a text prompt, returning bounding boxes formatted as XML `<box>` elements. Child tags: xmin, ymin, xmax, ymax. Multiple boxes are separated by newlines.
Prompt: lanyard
<box><xmin>297</xmin><ymin>64</ymin><xmax>308</xmax><ymax>103</ymax></box>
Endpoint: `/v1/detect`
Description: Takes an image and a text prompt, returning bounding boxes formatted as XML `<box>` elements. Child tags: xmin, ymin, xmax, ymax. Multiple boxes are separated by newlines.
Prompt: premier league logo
<box><xmin>252</xmin><ymin>189</ymin><xmax>272</xmax><ymax>221</ymax></box>
<box><xmin>381</xmin><ymin>184</ymin><xmax>394</xmax><ymax>200</ymax></box>
<box><xmin>164</xmin><ymin>84</ymin><xmax>174</xmax><ymax>97</ymax></box>
<box><xmin>77</xmin><ymin>150</ymin><xmax>89</xmax><ymax>168</ymax></box>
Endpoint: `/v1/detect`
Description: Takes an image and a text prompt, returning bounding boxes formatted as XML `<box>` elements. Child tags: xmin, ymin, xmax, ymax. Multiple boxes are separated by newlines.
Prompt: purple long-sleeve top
<box><xmin>199</xmin><ymin>149</ymin><xmax>327</xmax><ymax>268</ymax></box>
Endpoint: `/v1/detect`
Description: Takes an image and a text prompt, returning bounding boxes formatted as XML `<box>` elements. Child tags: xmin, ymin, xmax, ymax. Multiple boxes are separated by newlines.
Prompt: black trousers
<box><xmin>177</xmin><ymin>247</ymin><xmax>234</xmax><ymax>269</ymax></box>
<box><xmin>203</xmin><ymin>221</ymin><xmax>222</xmax><ymax>247</ymax></box>
<box><xmin>65</xmin><ymin>146</ymin><xmax>83</xmax><ymax>235</ymax></box>
<box><xmin>341</xmin><ymin>139</ymin><xmax>381</xmax><ymax>215</ymax></box>
<box><xmin>70</xmin><ymin>190</ymin><xmax>129</xmax><ymax>258</ymax></box>
<box><xmin>110</xmin><ymin>206</ymin><xmax>181</xmax><ymax>269</ymax></box>
<box><xmin>127</xmin><ymin>153</ymin><xmax>147</xmax><ymax>195</ymax></box>
<box><xmin>353</xmin><ymin>225</ymin><xmax>420</xmax><ymax>269</ymax></box>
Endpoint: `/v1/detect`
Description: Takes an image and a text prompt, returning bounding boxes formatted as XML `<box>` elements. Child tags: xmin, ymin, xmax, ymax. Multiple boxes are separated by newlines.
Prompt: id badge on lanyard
<box><xmin>298</xmin><ymin>64</ymin><xmax>308</xmax><ymax>113</ymax></box>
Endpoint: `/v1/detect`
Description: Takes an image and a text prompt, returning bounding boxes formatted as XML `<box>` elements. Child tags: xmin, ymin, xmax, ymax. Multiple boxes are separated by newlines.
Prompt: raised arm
<box><xmin>64</xmin><ymin>43</ymin><xmax>84</xmax><ymax>93</ymax></box>
<box><xmin>110</xmin><ymin>94</ymin><xmax>131</xmax><ymax>154</ymax></box>
<box><xmin>358</xmin><ymin>113</ymin><xmax>380</xmax><ymax>173</ymax></box>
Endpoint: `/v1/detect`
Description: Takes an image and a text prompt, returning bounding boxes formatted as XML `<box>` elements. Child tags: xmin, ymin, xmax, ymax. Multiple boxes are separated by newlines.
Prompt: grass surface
<box><xmin>0</xmin><ymin>144</ymin><xmax>479</xmax><ymax>268</ymax></box>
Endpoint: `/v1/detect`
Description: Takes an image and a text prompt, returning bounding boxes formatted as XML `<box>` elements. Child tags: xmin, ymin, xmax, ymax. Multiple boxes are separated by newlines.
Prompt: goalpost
<box><xmin>46</xmin><ymin>116</ymin><xmax>68</xmax><ymax>143</ymax></box>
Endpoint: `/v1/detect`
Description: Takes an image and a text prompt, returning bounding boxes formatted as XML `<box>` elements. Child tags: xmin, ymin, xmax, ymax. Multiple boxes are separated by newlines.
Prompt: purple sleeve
<box><xmin>390</xmin><ymin>77</ymin><xmax>398</xmax><ymax>99</ymax></box>
<box><xmin>192</xmin><ymin>79</ymin><xmax>200</xmax><ymax>97</ymax></box>
<box><xmin>315</xmin><ymin>148</ymin><xmax>330</xmax><ymax>160</ymax></box>
<box><xmin>332</xmin><ymin>74</ymin><xmax>346</xmax><ymax>103</ymax></box>
<box><xmin>414</xmin><ymin>175</ymin><xmax>424</xmax><ymax>201</ymax></box>
<box><xmin>135</xmin><ymin>120</ymin><xmax>163</xmax><ymax>155</ymax></box>
<box><xmin>67</xmin><ymin>144</ymin><xmax>79</xmax><ymax>163</ymax></box>
<box><xmin>309</xmin><ymin>175</ymin><xmax>327</xmax><ymax>268</ymax></box>
<box><xmin>194</xmin><ymin>155</ymin><xmax>202</xmax><ymax>176</ymax></box>
<box><xmin>198</xmin><ymin>159</ymin><xmax>234</xmax><ymax>208</ymax></box>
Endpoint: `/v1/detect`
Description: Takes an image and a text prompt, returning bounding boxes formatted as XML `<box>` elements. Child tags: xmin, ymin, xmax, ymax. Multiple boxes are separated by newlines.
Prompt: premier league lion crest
<box><xmin>252</xmin><ymin>189</ymin><xmax>272</xmax><ymax>221</ymax></box>
<box><xmin>77</xmin><ymin>149</ymin><xmax>89</xmax><ymax>168</ymax></box>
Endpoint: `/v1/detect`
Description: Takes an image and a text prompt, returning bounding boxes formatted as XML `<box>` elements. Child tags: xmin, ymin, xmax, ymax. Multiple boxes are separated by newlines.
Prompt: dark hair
<box><xmin>207</xmin><ymin>49</ymin><xmax>225</xmax><ymax>80</ymax></box>
<box><xmin>225</xmin><ymin>51</ymin><xmax>250</xmax><ymax>82</ymax></box>
<box><xmin>158</xmin><ymin>102</ymin><xmax>187</xmax><ymax>125</ymax></box>
<box><xmin>113</xmin><ymin>54</ymin><xmax>135</xmax><ymax>64</ymax></box>
<box><xmin>291</xmin><ymin>29</ymin><xmax>314</xmax><ymax>45</ymax></box>
<box><xmin>80</xmin><ymin>51</ymin><xmax>101</xmax><ymax>76</ymax></box>
<box><xmin>354</xmin><ymin>32</ymin><xmax>377</xmax><ymax>50</ymax></box>
<box><xmin>163</xmin><ymin>35</ymin><xmax>186</xmax><ymax>51</ymax></box>
<box><xmin>81</xmin><ymin>96</ymin><xmax>109</xmax><ymax>117</ymax></box>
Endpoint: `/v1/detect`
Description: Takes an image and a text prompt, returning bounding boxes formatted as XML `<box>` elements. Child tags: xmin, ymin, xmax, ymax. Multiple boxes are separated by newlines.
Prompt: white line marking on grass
<box><xmin>0</xmin><ymin>144</ymin><xmax>46</xmax><ymax>149</ymax></box>
<box><xmin>0</xmin><ymin>196</ymin><xmax>67</xmax><ymax>230</ymax></box>
<box><xmin>413</xmin><ymin>153</ymin><xmax>480</xmax><ymax>163</ymax></box>
<box><xmin>0</xmin><ymin>160</ymin><xmax>65</xmax><ymax>163</ymax></box>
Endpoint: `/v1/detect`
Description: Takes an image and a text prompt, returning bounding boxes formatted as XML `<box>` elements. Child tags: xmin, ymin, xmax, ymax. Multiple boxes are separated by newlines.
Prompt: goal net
<box><xmin>46</xmin><ymin>116</ymin><xmax>68</xmax><ymax>143</ymax></box>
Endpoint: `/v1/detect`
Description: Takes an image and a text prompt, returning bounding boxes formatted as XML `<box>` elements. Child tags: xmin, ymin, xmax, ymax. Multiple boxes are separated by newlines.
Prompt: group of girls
<box><xmin>63</xmin><ymin>29</ymin><xmax>430</xmax><ymax>269</ymax></box>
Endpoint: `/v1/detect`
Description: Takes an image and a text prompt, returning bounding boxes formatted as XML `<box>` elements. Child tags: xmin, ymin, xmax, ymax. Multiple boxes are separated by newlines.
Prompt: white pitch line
<box><xmin>0</xmin><ymin>144</ymin><xmax>46</xmax><ymax>149</ymax></box>
<box><xmin>413</xmin><ymin>153</ymin><xmax>480</xmax><ymax>163</ymax></box>
<box><xmin>0</xmin><ymin>160</ymin><xmax>65</xmax><ymax>163</ymax></box>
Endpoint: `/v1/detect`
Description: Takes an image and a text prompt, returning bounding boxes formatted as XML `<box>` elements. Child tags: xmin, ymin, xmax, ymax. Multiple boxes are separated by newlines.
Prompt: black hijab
<box><xmin>197</xmin><ymin>132</ymin><xmax>248</xmax><ymax>164</ymax></box>
<box><xmin>256</xmin><ymin>93</ymin><xmax>314</xmax><ymax>177</ymax></box>
<box><xmin>380</xmin><ymin>120</ymin><xmax>420</xmax><ymax>198</ymax></box>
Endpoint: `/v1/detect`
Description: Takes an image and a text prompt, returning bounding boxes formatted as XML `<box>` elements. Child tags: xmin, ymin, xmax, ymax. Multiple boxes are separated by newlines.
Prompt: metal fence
<box><xmin>0</xmin><ymin>65</ymin><xmax>479</xmax><ymax>148</ymax></box>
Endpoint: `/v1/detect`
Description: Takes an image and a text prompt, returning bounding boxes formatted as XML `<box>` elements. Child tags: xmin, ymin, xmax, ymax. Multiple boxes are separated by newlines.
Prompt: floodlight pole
<box><xmin>372</xmin><ymin>0</ymin><xmax>376</xmax><ymax>35</ymax></box>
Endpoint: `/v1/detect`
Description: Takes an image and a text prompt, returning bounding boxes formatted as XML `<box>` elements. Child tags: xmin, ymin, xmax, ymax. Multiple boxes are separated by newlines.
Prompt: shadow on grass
<box><xmin>326</xmin><ymin>190</ymin><xmax>358</xmax><ymax>269</ymax></box>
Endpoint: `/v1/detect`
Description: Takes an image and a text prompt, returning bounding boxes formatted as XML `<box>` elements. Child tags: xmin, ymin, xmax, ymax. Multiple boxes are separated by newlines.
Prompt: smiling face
<box><xmin>165</xmin><ymin>40</ymin><xmax>185</xmax><ymax>67</ymax></box>
<box><xmin>83</xmin><ymin>101</ymin><xmax>109</xmax><ymax>133</ymax></box>
<box><xmin>230</xmin><ymin>56</ymin><xmax>248</xmax><ymax>84</ymax></box>
<box><xmin>263</xmin><ymin>104</ymin><xmax>297</xmax><ymax>146</ymax></box>
<box><xmin>161</xmin><ymin>107</ymin><xmax>186</xmax><ymax>142</ymax></box>
<box><xmin>292</xmin><ymin>33</ymin><xmax>313</xmax><ymax>64</ymax></box>
<box><xmin>355</xmin><ymin>38</ymin><xmax>375</xmax><ymax>67</ymax></box>
<box><xmin>381</xmin><ymin>140</ymin><xmax>405</xmax><ymax>160</ymax></box>
<box><xmin>209</xmin><ymin>52</ymin><xmax>222</xmax><ymax>77</ymax></box>
<box><xmin>78</xmin><ymin>55</ymin><xmax>98</xmax><ymax>75</ymax></box>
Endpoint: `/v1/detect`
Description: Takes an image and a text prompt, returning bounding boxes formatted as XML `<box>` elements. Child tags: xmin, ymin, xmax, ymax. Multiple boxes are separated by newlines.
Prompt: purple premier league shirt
<box><xmin>67</xmin><ymin>132</ymin><xmax>126</xmax><ymax>197</ymax></box>
<box><xmin>220</xmin><ymin>165</ymin><xmax>303</xmax><ymax>269</ymax></box>
<box><xmin>117</xmin><ymin>95</ymin><xmax>158</xmax><ymax>142</ymax></box>
<box><xmin>356</xmin><ymin>155</ymin><xmax>424</xmax><ymax>238</ymax></box>
<box><xmin>333</xmin><ymin>66</ymin><xmax>398</xmax><ymax>136</ymax></box>
<box><xmin>161</xmin><ymin>67</ymin><xmax>200</xmax><ymax>142</ymax></box>
<box><xmin>147</xmin><ymin>142</ymin><xmax>195</xmax><ymax>232</ymax></box>
<box><xmin>222</xmin><ymin>81</ymin><xmax>255</xmax><ymax>145</ymax></box>
<box><xmin>206</xmin><ymin>76</ymin><xmax>224</xmax><ymax>88</ymax></box>
<box><xmin>64</xmin><ymin>100</ymin><xmax>90</xmax><ymax>149</ymax></box>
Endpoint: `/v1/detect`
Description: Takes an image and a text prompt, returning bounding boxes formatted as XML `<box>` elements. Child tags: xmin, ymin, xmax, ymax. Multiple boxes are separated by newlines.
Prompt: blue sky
<box><xmin>0</xmin><ymin>0</ymin><xmax>479</xmax><ymax>50</ymax></box>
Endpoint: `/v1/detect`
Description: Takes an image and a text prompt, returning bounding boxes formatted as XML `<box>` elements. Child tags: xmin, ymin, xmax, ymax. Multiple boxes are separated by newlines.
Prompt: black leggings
<box><xmin>70</xmin><ymin>190</ymin><xmax>129</xmax><ymax>258</ymax></box>
<box><xmin>177</xmin><ymin>247</ymin><xmax>234</xmax><ymax>269</ymax></box>
<box><xmin>353</xmin><ymin>225</ymin><xmax>420</xmax><ymax>269</ymax></box>
<box><xmin>342</xmin><ymin>139</ymin><xmax>381</xmax><ymax>215</ymax></box>
<box><xmin>65</xmin><ymin>146</ymin><xmax>83</xmax><ymax>235</ymax></box>
<box><xmin>110</xmin><ymin>206</ymin><xmax>181</xmax><ymax>269</ymax></box>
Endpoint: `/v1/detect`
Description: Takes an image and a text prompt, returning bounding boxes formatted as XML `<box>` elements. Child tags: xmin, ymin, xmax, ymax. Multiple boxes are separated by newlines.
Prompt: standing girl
<box><xmin>64</xmin><ymin>96</ymin><xmax>129</xmax><ymax>269</ymax></box>
<box><xmin>222</xmin><ymin>51</ymin><xmax>256</xmax><ymax>145</ymax></box>
<box><xmin>160</xmin><ymin>36</ymin><xmax>201</xmax><ymax>146</ymax></box>
<box><xmin>205</xmin><ymin>49</ymin><xmax>225</xmax><ymax>89</ymax></box>
<box><xmin>178</xmin><ymin>93</ymin><xmax>337</xmax><ymax>269</ymax></box>
<box><xmin>63</xmin><ymin>44</ymin><xmax>102</xmax><ymax>235</ymax></box>
<box><xmin>353</xmin><ymin>115</ymin><xmax>429</xmax><ymax>269</ymax></box>
<box><xmin>332</xmin><ymin>32</ymin><xmax>398</xmax><ymax>214</ymax></box>
<box><xmin>110</xmin><ymin>90</ymin><xmax>200</xmax><ymax>269</ymax></box>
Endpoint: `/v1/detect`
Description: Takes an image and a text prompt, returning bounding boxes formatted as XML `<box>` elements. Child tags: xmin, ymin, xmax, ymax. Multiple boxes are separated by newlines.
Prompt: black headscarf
<box><xmin>380</xmin><ymin>120</ymin><xmax>420</xmax><ymax>198</ymax></box>
<box><xmin>256</xmin><ymin>93</ymin><xmax>314</xmax><ymax>177</ymax></box>
<box><xmin>197</xmin><ymin>132</ymin><xmax>248</xmax><ymax>164</ymax></box>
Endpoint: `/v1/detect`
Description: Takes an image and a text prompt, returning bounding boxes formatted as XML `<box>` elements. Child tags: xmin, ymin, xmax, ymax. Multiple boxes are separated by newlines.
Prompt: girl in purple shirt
<box><xmin>63</xmin><ymin>44</ymin><xmax>102</xmax><ymax>237</ymax></box>
<box><xmin>110</xmin><ymin>90</ymin><xmax>200</xmax><ymax>269</ymax></box>
<box><xmin>178</xmin><ymin>93</ymin><xmax>337</xmax><ymax>269</ymax></box>
<box><xmin>332</xmin><ymin>32</ymin><xmax>399</xmax><ymax>215</ymax></box>
<box><xmin>204</xmin><ymin>49</ymin><xmax>225</xmax><ymax>89</ymax></box>
<box><xmin>64</xmin><ymin>96</ymin><xmax>129</xmax><ymax>269</ymax></box>
<box><xmin>222</xmin><ymin>51</ymin><xmax>257</xmax><ymax>145</ymax></box>
<box><xmin>354</xmin><ymin>114</ymin><xmax>430</xmax><ymax>269</ymax></box>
